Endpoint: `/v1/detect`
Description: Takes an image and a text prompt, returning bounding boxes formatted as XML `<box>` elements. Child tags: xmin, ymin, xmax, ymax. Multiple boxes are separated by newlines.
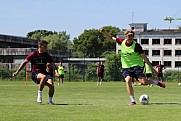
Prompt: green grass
<box><xmin>0</xmin><ymin>80</ymin><xmax>181</xmax><ymax>121</ymax></box>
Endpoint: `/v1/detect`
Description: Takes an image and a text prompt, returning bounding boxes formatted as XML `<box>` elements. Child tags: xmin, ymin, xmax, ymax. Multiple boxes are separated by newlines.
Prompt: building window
<box><xmin>164</xmin><ymin>39</ymin><xmax>172</xmax><ymax>44</ymax></box>
<box><xmin>152</xmin><ymin>39</ymin><xmax>160</xmax><ymax>45</ymax></box>
<box><xmin>164</xmin><ymin>61</ymin><xmax>171</xmax><ymax>67</ymax></box>
<box><xmin>141</xmin><ymin>39</ymin><xmax>149</xmax><ymax>44</ymax></box>
<box><xmin>175</xmin><ymin>50</ymin><xmax>181</xmax><ymax>56</ymax></box>
<box><xmin>164</xmin><ymin>50</ymin><xmax>172</xmax><ymax>56</ymax></box>
<box><xmin>175</xmin><ymin>39</ymin><xmax>181</xmax><ymax>45</ymax></box>
<box><xmin>144</xmin><ymin>50</ymin><xmax>149</xmax><ymax>56</ymax></box>
<box><xmin>134</xmin><ymin>39</ymin><xmax>137</xmax><ymax>43</ymax></box>
<box><xmin>152</xmin><ymin>50</ymin><xmax>160</xmax><ymax>56</ymax></box>
<box><xmin>175</xmin><ymin>61</ymin><xmax>181</xmax><ymax>67</ymax></box>
<box><xmin>152</xmin><ymin>61</ymin><xmax>159</xmax><ymax>66</ymax></box>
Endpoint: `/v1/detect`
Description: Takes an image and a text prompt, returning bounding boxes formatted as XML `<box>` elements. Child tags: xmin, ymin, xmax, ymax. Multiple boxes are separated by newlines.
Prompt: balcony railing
<box><xmin>0</xmin><ymin>48</ymin><xmax>69</xmax><ymax>58</ymax></box>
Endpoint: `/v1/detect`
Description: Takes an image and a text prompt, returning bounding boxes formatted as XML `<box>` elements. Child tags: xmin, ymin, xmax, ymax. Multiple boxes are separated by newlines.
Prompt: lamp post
<box><xmin>83</xmin><ymin>49</ymin><xmax>86</xmax><ymax>82</ymax></box>
<box><xmin>176</xmin><ymin>47</ymin><xmax>180</xmax><ymax>83</ymax></box>
<box><xmin>178</xmin><ymin>49</ymin><xmax>180</xmax><ymax>83</ymax></box>
<box><xmin>68</xmin><ymin>47</ymin><xmax>74</xmax><ymax>82</ymax></box>
<box><xmin>68</xmin><ymin>49</ymin><xmax>71</xmax><ymax>82</ymax></box>
<box><xmin>8</xmin><ymin>46</ymin><xmax>13</xmax><ymax>81</ymax></box>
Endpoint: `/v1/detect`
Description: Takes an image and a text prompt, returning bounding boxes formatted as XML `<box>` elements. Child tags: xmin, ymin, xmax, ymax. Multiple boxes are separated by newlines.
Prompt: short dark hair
<box><xmin>38</xmin><ymin>40</ymin><xmax>49</xmax><ymax>45</ymax></box>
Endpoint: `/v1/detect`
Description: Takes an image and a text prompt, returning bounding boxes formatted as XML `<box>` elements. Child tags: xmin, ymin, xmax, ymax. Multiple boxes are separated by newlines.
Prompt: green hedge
<box><xmin>1</xmin><ymin>68</ymin><xmax>181</xmax><ymax>82</ymax></box>
<box><xmin>0</xmin><ymin>69</ymin><xmax>27</xmax><ymax>81</ymax></box>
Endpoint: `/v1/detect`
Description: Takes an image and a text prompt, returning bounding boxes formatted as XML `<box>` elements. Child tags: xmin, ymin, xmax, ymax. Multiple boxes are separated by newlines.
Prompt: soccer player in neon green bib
<box><xmin>58</xmin><ymin>61</ymin><xmax>65</xmax><ymax>85</ymax></box>
<box><xmin>100</xmin><ymin>28</ymin><xmax>166</xmax><ymax>106</ymax></box>
<box><xmin>144</xmin><ymin>62</ymin><xmax>153</xmax><ymax>87</ymax></box>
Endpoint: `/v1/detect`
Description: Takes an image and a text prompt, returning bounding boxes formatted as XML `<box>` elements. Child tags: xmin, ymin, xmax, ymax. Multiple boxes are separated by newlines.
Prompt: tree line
<box><xmin>26</xmin><ymin>26</ymin><xmax>120</xmax><ymax>58</ymax></box>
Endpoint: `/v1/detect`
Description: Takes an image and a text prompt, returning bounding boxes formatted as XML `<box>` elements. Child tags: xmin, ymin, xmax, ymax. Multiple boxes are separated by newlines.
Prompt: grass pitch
<box><xmin>0</xmin><ymin>80</ymin><xmax>181</xmax><ymax>121</ymax></box>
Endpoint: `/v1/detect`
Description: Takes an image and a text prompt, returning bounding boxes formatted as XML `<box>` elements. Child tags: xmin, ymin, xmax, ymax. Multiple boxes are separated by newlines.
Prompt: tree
<box><xmin>101</xmin><ymin>26</ymin><xmax>121</xmax><ymax>52</ymax></box>
<box><xmin>85</xmin><ymin>63</ymin><xmax>97</xmax><ymax>81</ymax></box>
<box><xmin>27</xmin><ymin>30</ymin><xmax>55</xmax><ymax>40</ymax></box>
<box><xmin>27</xmin><ymin>30</ymin><xmax>73</xmax><ymax>52</ymax></box>
<box><xmin>103</xmin><ymin>51</ymin><xmax>123</xmax><ymax>81</ymax></box>
<box><xmin>73</xmin><ymin>26</ymin><xmax>120</xmax><ymax>58</ymax></box>
<box><xmin>73</xmin><ymin>29</ymin><xmax>102</xmax><ymax>58</ymax></box>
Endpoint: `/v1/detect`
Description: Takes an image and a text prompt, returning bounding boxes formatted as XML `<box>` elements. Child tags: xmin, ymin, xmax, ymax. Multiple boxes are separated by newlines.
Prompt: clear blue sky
<box><xmin>0</xmin><ymin>0</ymin><xmax>181</xmax><ymax>40</ymax></box>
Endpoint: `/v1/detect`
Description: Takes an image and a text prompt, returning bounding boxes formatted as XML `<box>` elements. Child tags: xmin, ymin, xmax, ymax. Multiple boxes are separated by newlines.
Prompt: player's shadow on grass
<box><xmin>54</xmin><ymin>103</ymin><xmax>92</xmax><ymax>106</ymax></box>
<box><xmin>149</xmin><ymin>102</ymin><xmax>181</xmax><ymax>105</ymax></box>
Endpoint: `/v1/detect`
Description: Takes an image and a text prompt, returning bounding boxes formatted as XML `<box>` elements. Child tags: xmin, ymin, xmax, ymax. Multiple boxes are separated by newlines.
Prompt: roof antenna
<box><xmin>132</xmin><ymin>12</ymin><xmax>134</xmax><ymax>23</ymax></box>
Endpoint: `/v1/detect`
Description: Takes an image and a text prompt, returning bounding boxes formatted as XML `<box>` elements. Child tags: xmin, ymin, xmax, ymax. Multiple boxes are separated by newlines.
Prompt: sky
<box><xmin>0</xmin><ymin>0</ymin><xmax>181</xmax><ymax>40</ymax></box>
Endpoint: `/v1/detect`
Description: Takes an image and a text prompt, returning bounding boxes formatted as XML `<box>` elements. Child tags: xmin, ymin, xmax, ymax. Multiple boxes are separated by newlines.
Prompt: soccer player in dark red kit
<box><xmin>13</xmin><ymin>40</ymin><xmax>60</xmax><ymax>105</ymax></box>
<box><xmin>97</xmin><ymin>61</ymin><xmax>104</xmax><ymax>85</ymax></box>
<box><xmin>156</xmin><ymin>61</ymin><xmax>166</xmax><ymax>82</ymax></box>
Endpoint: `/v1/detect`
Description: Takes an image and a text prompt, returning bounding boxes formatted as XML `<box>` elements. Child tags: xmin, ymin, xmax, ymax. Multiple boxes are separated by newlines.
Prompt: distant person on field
<box><xmin>97</xmin><ymin>61</ymin><xmax>104</xmax><ymax>85</ymax></box>
<box><xmin>58</xmin><ymin>61</ymin><xmax>65</xmax><ymax>85</ymax></box>
<box><xmin>155</xmin><ymin>61</ymin><xmax>166</xmax><ymax>82</ymax></box>
<box><xmin>100</xmin><ymin>28</ymin><xmax>166</xmax><ymax>106</ymax></box>
<box><xmin>13</xmin><ymin>40</ymin><xmax>60</xmax><ymax>105</ymax></box>
<box><xmin>132</xmin><ymin>78</ymin><xmax>141</xmax><ymax>86</ymax></box>
<box><xmin>144</xmin><ymin>62</ymin><xmax>153</xmax><ymax>87</ymax></box>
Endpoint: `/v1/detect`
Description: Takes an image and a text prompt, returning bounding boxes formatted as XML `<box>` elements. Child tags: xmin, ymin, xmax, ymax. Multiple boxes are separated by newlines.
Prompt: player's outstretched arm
<box><xmin>13</xmin><ymin>59</ymin><xmax>29</xmax><ymax>77</ymax></box>
<box><xmin>99</xmin><ymin>28</ymin><xmax>117</xmax><ymax>41</ymax></box>
<box><xmin>141</xmin><ymin>53</ymin><xmax>158</xmax><ymax>76</ymax></box>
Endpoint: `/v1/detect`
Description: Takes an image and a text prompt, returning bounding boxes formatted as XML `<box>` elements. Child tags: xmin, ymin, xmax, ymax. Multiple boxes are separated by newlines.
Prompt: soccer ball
<box><xmin>139</xmin><ymin>94</ymin><xmax>150</xmax><ymax>105</ymax></box>
<box><xmin>178</xmin><ymin>83</ymin><xmax>181</xmax><ymax>86</ymax></box>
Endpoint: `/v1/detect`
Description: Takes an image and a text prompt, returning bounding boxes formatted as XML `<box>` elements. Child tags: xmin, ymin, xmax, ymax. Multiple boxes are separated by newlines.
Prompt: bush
<box><xmin>164</xmin><ymin>70</ymin><xmax>181</xmax><ymax>82</ymax></box>
<box><xmin>0</xmin><ymin>69</ymin><xmax>11</xmax><ymax>79</ymax></box>
<box><xmin>0</xmin><ymin>69</ymin><xmax>27</xmax><ymax>81</ymax></box>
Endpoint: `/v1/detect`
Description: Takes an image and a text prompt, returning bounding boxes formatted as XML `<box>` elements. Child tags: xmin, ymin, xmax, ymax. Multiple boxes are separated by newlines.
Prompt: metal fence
<box><xmin>0</xmin><ymin>63</ymin><xmax>96</xmax><ymax>82</ymax></box>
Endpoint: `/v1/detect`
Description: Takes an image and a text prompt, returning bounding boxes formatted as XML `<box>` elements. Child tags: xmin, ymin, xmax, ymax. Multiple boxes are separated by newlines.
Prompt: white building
<box><xmin>116</xmin><ymin>23</ymin><xmax>181</xmax><ymax>70</ymax></box>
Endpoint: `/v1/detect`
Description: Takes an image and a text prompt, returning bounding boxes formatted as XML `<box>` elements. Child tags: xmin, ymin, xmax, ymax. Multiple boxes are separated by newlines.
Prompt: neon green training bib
<box><xmin>121</xmin><ymin>40</ymin><xmax>144</xmax><ymax>68</ymax></box>
<box><xmin>58</xmin><ymin>66</ymin><xmax>65</xmax><ymax>75</ymax></box>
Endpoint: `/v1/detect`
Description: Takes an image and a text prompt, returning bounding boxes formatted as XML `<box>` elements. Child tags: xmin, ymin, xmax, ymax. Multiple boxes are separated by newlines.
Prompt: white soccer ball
<box><xmin>178</xmin><ymin>83</ymin><xmax>181</xmax><ymax>86</ymax></box>
<box><xmin>139</xmin><ymin>94</ymin><xmax>150</xmax><ymax>105</ymax></box>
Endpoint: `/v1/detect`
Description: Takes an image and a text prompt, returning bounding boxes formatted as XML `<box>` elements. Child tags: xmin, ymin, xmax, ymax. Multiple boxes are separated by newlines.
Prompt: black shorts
<box><xmin>122</xmin><ymin>66</ymin><xmax>145</xmax><ymax>79</ymax></box>
<box><xmin>31</xmin><ymin>72</ymin><xmax>52</xmax><ymax>84</ymax></box>
<box><xmin>158</xmin><ymin>73</ymin><xmax>163</xmax><ymax>77</ymax></box>
<box><xmin>48</xmin><ymin>72</ymin><xmax>53</xmax><ymax>77</ymax></box>
<box><xmin>60</xmin><ymin>74</ymin><xmax>64</xmax><ymax>78</ymax></box>
<box><xmin>98</xmin><ymin>73</ymin><xmax>104</xmax><ymax>78</ymax></box>
<box><xmin>146</xmin><ymin>73</ymin><xmax>152</xmax><ymax>78</ymax></box>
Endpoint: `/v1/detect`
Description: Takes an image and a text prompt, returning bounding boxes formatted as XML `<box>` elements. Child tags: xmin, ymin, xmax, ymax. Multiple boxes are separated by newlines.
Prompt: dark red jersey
<box><xmin>98</xmin><ymin>64</ymin><xmax>104</xmax><ymax>73</ymax></box>
<box><xmin>156</xmin><ymin>64</ymin><xmax>165</xmax><ymax>73</ymax></box>
<box><xmin>26</xmin><ymin>51</ymin><xmax>53</xmax><ymax>74</ymax></box>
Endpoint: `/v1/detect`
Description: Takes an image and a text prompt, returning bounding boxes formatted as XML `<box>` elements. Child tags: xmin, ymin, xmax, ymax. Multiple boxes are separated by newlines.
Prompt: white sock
<box><xmin>130</xmin><ymin>96</ymin><xmax>136</xmax><ymax>102</ymax></box>
<box><xmin>48</xmin><ymin>97</ymin><xmax>52</xmax><ymax>102</ymax></box>
<box><xmin>38</xmin><ymin>90</ymin><xmax>42</xmax><ymax>97</ymax></box>
<box><xmin>152</xmin><ymin>80</ymin><xmax>158</xmax><ymax>85</ymax></box>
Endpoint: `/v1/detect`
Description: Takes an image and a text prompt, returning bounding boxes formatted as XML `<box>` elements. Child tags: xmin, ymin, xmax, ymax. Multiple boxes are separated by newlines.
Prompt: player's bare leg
<box><xmin>100</xmin><ymin>78</ymin><xmax>102</xmax><ymax>85</ymax></box>
<box><xmin>61</xmin><ymin>78</ymin><xmax>64</xmax><ymax>85</ymax></box>
<box><xmin>36</xmin><ymin>74</ymin><xmax>47</xmax><ymax>103</ymax></box>
<box><xmin>58</xmin><ymin>77</ymin><xmax>60</xmax><ymax>86</ymax></box>
<box><xmin>97</xmin><ymin>77</ymin><xmax>100</xmax><ymax>85</ymax></box>
<box><xmin>125</xmin><ymin>76</ymin><xmax>136</xmax><ymax>105</ymax></box>
<box><xmin>46</xmin><ymin>79</ymin><xmax>54</xmax><ymax>105</ymax></box>
<box><xmin>138</xmin><ymin>77</ymin><xmax>165</xmax><ymax>88</ymax></box>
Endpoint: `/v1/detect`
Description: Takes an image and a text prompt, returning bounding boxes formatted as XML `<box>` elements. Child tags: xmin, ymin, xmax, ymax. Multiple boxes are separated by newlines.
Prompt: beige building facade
<box><xmin>116</xmin><ymin>23</ymin><xmax>181</xmax><ymax>70</ymax></box>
